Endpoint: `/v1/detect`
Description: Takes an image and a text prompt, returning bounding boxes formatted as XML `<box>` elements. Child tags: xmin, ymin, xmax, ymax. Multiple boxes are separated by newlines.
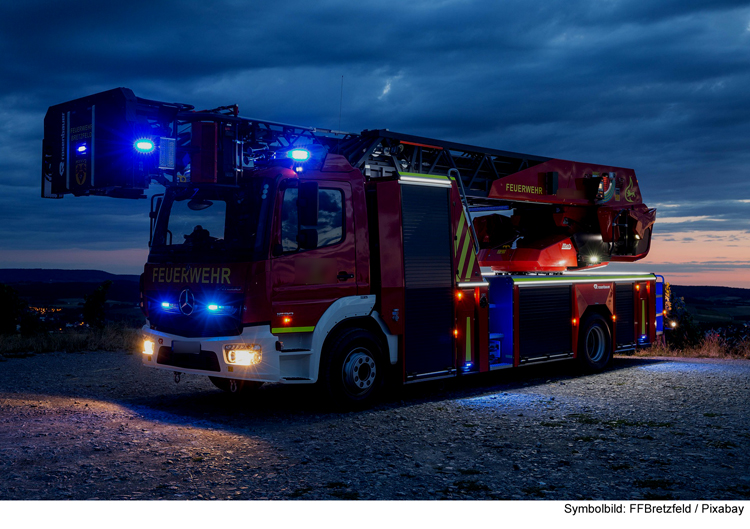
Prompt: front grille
<box><xmin>146</xmin><ymin>292</ymin><xmax>244</xmax><ymax>338</ymax></box>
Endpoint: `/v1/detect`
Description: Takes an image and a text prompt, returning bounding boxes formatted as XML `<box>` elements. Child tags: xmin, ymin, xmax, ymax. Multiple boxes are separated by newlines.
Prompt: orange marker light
<box><xmin>453</xmin><ymin>329</ymin><xmax>458</xmax><ymax>338</ymax></box>
<box><xmin>572</xmin><ymin>318</ymin><xmax>577</xmax><ymax>325</ymax></box>
<box><xmin>283</xmin><ymin>317</ymin><xmax>292</xmax><ymax>325</ymax></box>
<box><xmin>612</xmin><ymin>315</ymin><xmax>617</xmax><ymax>321</ymax></box>
<box><xmin>636</xmin><ymin>285</ymin><xmax>640</xmax><ymax>291</ymax></box>
<box><xmin>457</xmin><ymin>292</ymin><xmax>463</xmax><ymax>301</ymax></box>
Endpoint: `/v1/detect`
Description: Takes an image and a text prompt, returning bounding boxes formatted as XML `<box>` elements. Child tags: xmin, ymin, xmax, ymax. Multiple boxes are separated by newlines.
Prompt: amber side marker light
<box><xmin>143</xmin><ymin>340</ymin><xmax>155</xmax><ymax>355</ymax></box>
<box><xmin>283</xmin><ymin>317</ymin><xmax>292</xmax><ymax>325</ymax></box>
<box><xmin>453</xmin><ymin>329</ymin><xmax>459</xmax><ymax>338</ymax></box>
<box><xmin>572</xmin><ymin>318</ymin><xmax>578</xmax><ymax>325</ymax></box>
<box><xmin>456</xmin><ymin>291</ymin><xmax>463</xmax><ymax>301</ymax></box>
<box><xmin>612</xmin><ymin>315</ymin><xmax>617</xmax><ymax>321</ymax></box>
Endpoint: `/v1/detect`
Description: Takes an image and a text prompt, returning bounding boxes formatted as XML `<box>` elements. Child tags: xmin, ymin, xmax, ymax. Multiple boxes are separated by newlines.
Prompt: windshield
<box><xmin>150</xmin><ymin>180</ymin><xmax>274</xmax><ymax>263</ymax></box>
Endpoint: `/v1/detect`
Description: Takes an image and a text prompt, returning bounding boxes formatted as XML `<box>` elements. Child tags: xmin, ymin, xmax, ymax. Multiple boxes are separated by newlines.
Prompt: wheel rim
<box><xmin>585</xmin><ymin>325</ymin><xmax>606</xmax><ymax>363</ymax></box>
<box><xmin>341</xmin><ymin>348</ymin><xmax>377</xmax><ymax>397</ymax></box>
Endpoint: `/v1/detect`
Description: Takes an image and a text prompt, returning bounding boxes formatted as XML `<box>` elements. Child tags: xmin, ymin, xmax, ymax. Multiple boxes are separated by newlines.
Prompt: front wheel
<box><xmin>322</xmin><ymin>329</ymin><xmax>386</xmax><ymax>408</ymax></box>
<box><xmin>577</xmin><ymin>314</ymin><xmax>612</xmax><ymax>372</ymax></box>
<box><xmin>209</xmin><ymin>377</ymin><xmax>263</xmax><ymax>395</ymax></box>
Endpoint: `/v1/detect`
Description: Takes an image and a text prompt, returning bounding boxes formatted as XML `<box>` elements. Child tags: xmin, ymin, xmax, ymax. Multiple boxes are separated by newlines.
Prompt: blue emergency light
<box><xmin>288</xmin><ymin>148</ymin><xmax>311</xmax><ymax>161</ymax></box>
<box><xmin>134</xmin><ymin>138</ymin><xmax>156</xmax><ymax>153</ymax></box>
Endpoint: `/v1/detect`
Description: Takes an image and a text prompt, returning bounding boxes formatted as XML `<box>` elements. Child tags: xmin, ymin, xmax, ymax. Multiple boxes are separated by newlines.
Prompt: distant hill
<box><xmin>0</xmin><ymin>269</ymin><xmax>140</xmax><ymax>284</ymax></box>
<box><xmin>670</xmin><ymin>285</ymin><xmax>750</xmax><ymax>325</ymax></box>
<box><xmin>0</xmin><ymin>269</ymin><xmax>140</xmax><ymax>305</ymax></box>
<box><xmin>671</xmin><ymin>285</ymin><xmax>750</xmax><ymax>302</ymax></box>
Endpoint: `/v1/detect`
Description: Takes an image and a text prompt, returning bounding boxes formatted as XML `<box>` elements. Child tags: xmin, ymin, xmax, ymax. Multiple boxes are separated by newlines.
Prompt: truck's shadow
<box><xmin>118</xmin><ymin>356</ymin><xmax>668</xmax><ymax>432</ymax></box>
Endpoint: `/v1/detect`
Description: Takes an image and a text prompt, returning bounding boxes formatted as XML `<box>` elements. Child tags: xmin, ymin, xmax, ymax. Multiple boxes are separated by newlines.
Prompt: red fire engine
<box><xmin>42</xmin><ymin>88</ymin><xmax>663</xmax><ymax>405</ymax></box>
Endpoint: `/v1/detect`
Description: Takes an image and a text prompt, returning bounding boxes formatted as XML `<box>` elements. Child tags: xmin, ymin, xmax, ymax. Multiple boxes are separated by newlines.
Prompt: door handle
<box><xmin>337</xmin><ymin>271</ymin><xmax>355</xmax><ymax>281</ymax></box>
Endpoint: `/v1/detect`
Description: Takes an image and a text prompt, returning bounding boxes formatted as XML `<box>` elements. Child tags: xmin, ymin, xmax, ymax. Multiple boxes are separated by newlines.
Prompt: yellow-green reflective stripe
<box><xmin>455</xmin><ymin>214</ymin><xmax>465</xmax><ymax>253</ymax></box>
<box><xmin>514</xmin><ymin>275</ymin><xmax>655</xmax><ymax>283</ymax></box>
<box><xmin>399</xmin><ymin>172</ymin><xmax>450</xmax><ymax>180</ymax></box>
<box><xmin>457</xmin><ymin>236</ymin><xmax>470</xmax><ymax>277</ymax></box>
<box><xmin>272</xmin><ymin>326</ymin><xmax>315</xmax><ymax>334</ymax></box>
<box><xmin>465</xmin><ymin>250</ymin><xmax>476</xmax><ymax>281</ymax></box>
<box><xmin>465</xmin><ymin>317</ymin><xmax>471</xmax><ymax>362</ymax></box>
<box><xmin>641</xmin><ymin>300</ymin><xmax>646</xmax><ymax>335</ymax></box>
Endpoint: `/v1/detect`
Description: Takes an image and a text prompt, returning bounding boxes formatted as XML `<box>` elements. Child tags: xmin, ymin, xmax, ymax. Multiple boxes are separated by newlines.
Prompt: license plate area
<box><xmin>172</xmin><ymin>341</ymin><xmax>201</xmax><ymax>355</ymax></box>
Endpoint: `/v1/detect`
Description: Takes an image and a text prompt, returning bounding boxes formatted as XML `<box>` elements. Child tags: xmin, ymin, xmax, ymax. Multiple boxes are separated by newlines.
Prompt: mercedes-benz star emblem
<box><xmin>179</xmin><ymin>288</ymin><xmax>195</xmax><ymax>316</ymax></box>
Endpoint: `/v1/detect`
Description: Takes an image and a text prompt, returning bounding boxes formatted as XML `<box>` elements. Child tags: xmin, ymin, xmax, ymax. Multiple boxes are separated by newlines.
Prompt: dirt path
<box><xmin>1</xmin><ymin>351</ymin><xmax>749</xmax><ymax>500</ymax></box>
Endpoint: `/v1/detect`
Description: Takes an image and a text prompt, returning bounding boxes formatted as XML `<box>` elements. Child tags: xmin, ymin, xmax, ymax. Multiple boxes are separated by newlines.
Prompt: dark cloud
<box><xmin>0</xmin><ymin>0</ymin><xmax>749</xmax><ymax>278</ymax></box>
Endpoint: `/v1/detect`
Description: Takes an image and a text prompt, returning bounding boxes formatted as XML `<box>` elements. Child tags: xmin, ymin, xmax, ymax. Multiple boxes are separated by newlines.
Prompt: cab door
<box><xmin>270</xmin><ymin>179</ymin><xmax>357</xmax><ymax>333</ymax></box>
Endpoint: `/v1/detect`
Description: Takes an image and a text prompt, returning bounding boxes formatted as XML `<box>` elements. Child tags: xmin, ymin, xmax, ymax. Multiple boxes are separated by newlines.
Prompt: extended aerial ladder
<box><xmin>42</xmin><ymin>87</ymin><xmax>656</xmax><ymax>273</ymax></box>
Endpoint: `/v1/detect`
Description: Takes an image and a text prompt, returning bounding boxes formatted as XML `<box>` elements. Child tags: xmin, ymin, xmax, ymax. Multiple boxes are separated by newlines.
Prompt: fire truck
<box><xmin>42</xmin><ymin>88</ymin><xmax>663</xmax><ymax>405</ymax></box>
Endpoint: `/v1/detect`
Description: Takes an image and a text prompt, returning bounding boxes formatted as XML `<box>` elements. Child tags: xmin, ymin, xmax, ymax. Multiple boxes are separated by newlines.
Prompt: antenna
<box><xmin>338</xmin><ymin>75</ymin><xmax>344</xmax><ymax>131</ymax></box>
<box><xmin>336</xmin><ymin>75</ymin><xmax>344</xmax><ymax>153</ymax></box>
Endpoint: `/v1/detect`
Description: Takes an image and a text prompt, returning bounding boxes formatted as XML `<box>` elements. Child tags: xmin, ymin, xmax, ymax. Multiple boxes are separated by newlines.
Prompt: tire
<box><xmin>577</xmin><ymin>314</ymin><xmax>612</xmax><ymax>372</ymax></box>
<box><xmin>321</xmin><ymin>328</ymin><xmax>386</xmax><ymax>408</ymax></box>
<box><xmin>209</xmin><ymin>376</ymin><xmax>263</xmax><ymax>395</ymax></box>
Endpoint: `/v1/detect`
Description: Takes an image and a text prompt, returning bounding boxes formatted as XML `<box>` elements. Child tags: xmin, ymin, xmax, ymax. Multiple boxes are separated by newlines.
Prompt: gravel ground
<box><xmin>0</xmin><ymin>351</ymin><xmax>749</xmax><ymax>500</ymax></box>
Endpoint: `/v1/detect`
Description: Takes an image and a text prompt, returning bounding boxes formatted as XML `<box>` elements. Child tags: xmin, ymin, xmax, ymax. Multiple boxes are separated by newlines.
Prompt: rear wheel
<box><xmin>577</xmin><ymin>314</ymin><xmax>612</xmax><ymax>371</ymax></box>
<box><xmin>209</xmin><ymin>377</ymin><xmax>263</xmax><ymax>394</ymax></box>
<box><xmin>322</xmin><ymin>329</ymin><xmax>385</xmax><ymax>408</ymax></box>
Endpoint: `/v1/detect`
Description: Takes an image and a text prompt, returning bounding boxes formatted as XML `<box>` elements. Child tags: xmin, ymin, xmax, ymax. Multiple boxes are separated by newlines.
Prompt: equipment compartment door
<box><xmin>401</xmin><ymin>185</ymin><xmax>454</xmax><ymax>378</ymax></box>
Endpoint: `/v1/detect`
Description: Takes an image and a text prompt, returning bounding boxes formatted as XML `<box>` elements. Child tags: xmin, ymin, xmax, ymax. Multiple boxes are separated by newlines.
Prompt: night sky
<box><xmin>1</xmin><ymin>1</ymin><xmax>749</xmax><ymax>287</ymax></box>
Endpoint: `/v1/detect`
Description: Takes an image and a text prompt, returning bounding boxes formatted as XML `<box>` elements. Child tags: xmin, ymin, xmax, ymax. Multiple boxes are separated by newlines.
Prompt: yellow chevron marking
<box><xmin>457</xmin><ymin>235</ymin><xmax>470</xmax><ymax>277</ymax></box>
<box><xmin>455</xmin><ymin>214</ymin><xmax>465</xmax><ymax>253</ymax></box>
<box><xmin>465</xmin><ymin>250</ymin><xmax>476</xmax><ymax>281</ymax></box>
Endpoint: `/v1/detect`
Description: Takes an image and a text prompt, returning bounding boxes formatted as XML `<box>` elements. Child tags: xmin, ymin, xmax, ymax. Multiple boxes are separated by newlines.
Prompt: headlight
<box><xmin>224</xmin><ymin>344</ymin><xmax>261</xmax><ymax>366</ymax></box>
<box><xmin>143</xmin><ymin>339</ymin><xmax>155</xmax><ymax>355</ymax></box>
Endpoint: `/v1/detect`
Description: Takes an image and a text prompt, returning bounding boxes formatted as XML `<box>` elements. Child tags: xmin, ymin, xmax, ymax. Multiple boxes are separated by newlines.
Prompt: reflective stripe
<box><xmin>465</xmin><ymin>250</ymin><xmax>476</xmax><ymax>281</ymax></box>
<box><xmin>465</xmin><ymin>317</ymin><xmax>471</xmax><ymax>362</ymax></box>
<box><xmin>513</xmin><ymin>275</ymin><xmax>655</xmax><ymax>286</ymax></box>
<box><xmin>399</xmin><ymin>172</ymin><xmax>450</xmax><ymax>180</ymax></box>
<box><xmin>457</xmin><ymin>234</ymin><xmax>470</xmax><ymax>276</ymax></box>
<box><xmin>455</xmin><ymin>214</ymin><xmax>465</xmax><ymax>253</ymax></box>
<box><xmin>272</xmin><ymin>326</ymin><xmax>315</xmax><ymax>334</ymax></box>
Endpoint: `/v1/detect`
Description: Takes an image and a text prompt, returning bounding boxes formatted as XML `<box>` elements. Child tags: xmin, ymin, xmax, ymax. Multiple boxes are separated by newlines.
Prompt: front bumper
<box><xmin>141</xmin><ymin>324</ymin><xmax>317</xmax><ymax>384</ymax></box>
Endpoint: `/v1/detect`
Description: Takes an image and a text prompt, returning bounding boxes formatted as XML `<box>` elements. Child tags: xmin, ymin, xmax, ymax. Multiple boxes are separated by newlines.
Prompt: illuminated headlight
<box><xmin>589</xmin><ymin>255</ymin><xmax>599</xmax><ymax>264</ymax></box>
<box><xmin>224</xmin><ymin>344</ymin><xmax>261</xmax><ymax>366</ymax></box>
<box><xmin>143</xmin><ymin>339</ymin><xmax>155</xmax><ymax>355</ymax></box>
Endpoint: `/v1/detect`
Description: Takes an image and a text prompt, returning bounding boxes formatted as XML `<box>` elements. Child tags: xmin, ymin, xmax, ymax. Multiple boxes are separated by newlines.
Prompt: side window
<box><xmin>281</xmin><ymin>189</ymin><xmax>299</xmax><ymax>252</ymax></box>
<box><xmin>280</xmin><ymin>187</ymin><xmax>344</xmax><ymax>253</ymax></box>
<box><xmin>318</xmin><ymin>189</ymin><xmax>344</xmax><ymax>247</ymax></box>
